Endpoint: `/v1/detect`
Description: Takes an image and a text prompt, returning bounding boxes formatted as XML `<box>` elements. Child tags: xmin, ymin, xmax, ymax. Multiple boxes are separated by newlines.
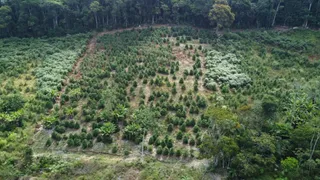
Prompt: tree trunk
<box><xmin>102</xmin><ymin>16</ymin><xmax>105</xmax><ymax>27</ymax></box>
<box><xmin>125</xmin><ymin>16</ymin><xmax>128</xmax><ymax>27</ymax></box>
<box><xmin>303</xmin><ymin>1</ymin><xmax>313</xmax><ymax>27</ymax></box>
<box><xmin>28</xmin><ymin>7</ymin><xmax>32</xmax><ymax>16</ymax></box>
<box><xmin>54</xmin><ymin>15</ymin><xmax>58</xmax><ymax>28</ymax></box>
<box><xmin>317</xmin><ymin>0</ymin><xmax>320</xmax><ymax>15</ymax></box>
<box><xmin>310</xmin><ymin>132</ymin><xmax>320</xmax><ymax>159</ymax></box>
<box><xmin>222</xmin><ymin>156</ymin><xmax>225</xmax><ymax>168</ymax></box>
<box><xmin>52</xmin><ymin>16</ymin><xmax>58</xmax><ymax>29</ymax></box>
<box><xmin>272</xmin><ymin>0</ymin><xmax>281</xmax><ymax>27</ymax></box>
<box><xmin>107</xmin><ymin>14</ymin><xmax>109</xmax><ymax>26</ymax></box>
<box><xmin>214</xmin><ymin>156</ymin><xmax>219</xmax><ymax>166</ymax></box>
<box><xmin>94</xmin><ymin>13</ymin><xmax>98</xmax><ymax>29</ymax></box>
<box><xmin>152</xmin><ymin>15</ymin><xmax>155</xmax><ymax>24</ymax></box>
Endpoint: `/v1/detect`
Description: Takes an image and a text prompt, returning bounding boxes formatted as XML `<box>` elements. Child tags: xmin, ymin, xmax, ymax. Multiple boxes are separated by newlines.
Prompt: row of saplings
<box><xmin>48</xmin><ymin>122</ymin><xmax>117</xmax><ymax>148</ymax></box>
<box><xmin>148</xmin><ymin>135</ymin><xmax>197</xmax><ymax>158</ymax></box>
<box><xmin>47</xmin><ymin>120</ymin><xmax>203</xmax><ymax>158</ymax></box>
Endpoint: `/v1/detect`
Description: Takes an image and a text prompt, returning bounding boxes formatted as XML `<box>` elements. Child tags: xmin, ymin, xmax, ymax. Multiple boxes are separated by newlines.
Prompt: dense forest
<box><xmin>0</xmin><ymin>0</ymin><xmax>320</xmax><ymax>37</ymax></box>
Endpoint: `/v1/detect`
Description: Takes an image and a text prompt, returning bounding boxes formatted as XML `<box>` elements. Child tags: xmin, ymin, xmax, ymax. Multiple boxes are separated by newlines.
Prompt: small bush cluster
<box><xmin>204</xmin><ymin>50</ymin><xmax>251</xmax><ymax>89</ymax></box>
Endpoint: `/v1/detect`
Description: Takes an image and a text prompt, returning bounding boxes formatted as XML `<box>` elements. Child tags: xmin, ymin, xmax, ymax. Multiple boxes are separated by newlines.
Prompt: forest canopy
<box><xmin>0</xmin><ymin>0</ymin><xmax>319</xmax><ymax>37</ymax></box>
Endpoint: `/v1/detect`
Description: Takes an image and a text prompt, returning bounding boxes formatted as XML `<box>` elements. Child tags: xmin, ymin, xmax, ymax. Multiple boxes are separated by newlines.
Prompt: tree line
<box><xmin>0</xmin><ymin>0</ymin><xmax>319</xmax><ymax>36</ymax></box>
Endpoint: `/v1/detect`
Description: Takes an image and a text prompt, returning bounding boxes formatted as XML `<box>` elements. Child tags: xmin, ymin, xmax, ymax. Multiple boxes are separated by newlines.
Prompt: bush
<box><xmin>45</xmin><ymin>139</ymin><xmax>52</xmax><ymax>147</ymax></box>
<box><xmin>67</xmin><ymin>139</ymin><xmax>74</xmax><ymax>147</ymax></box>
<box><xmin>112</xmin><ymin>146</ymin><xmax>118</xmax><ymax>153</ymax></box>
<box><xmin>176</xmin><ymin>131</ymin><xmax>183</xmax><ymax>140</ymax></box>
<box><xmin>156</xmin><ymin>147</ymin><xmax>163</xmax><ymax>155</ymax></box>
<box><xmin>93</xmin><ymin>128</ymin><xmax>100</xmax><ymax>137</ymax></box>
<box><xmin>193</xmin><ymin>125</ymin><xmax>200</xmax><ymax>133</ymax></box>
<box><xmin>179</xmin><ymin>78</ymin><xmax>184</xmax><ymax>84</ymax></box>
<box><xmin>124</xmin><ymin>150</ymin><xmax>130</xmax><ymax>156</ymax></box>
<box><xmin>167</xmin><ymin>139</ymin><xmax>173</xmax><ymax>148</ymax></box>
<box><xmin>175</xmin><ymin>149</ymin><xmax>181</xmax><ymax>157</ymax></box>
<box><xmin>179</xmin><ymin>123</ymin><xmax>186</xmax><ymax>132</ymax></box>
<box><xmin>181</xmin><ymin>84</ymin><xmax>186</xmax><ymax>91</ymax></box>
<box><xmin>55</xmin><ymin>126</ymin><xmax>66</xmax><ymax>134</ymax></box>
<box><xmin>75</xmin><ymin>122</ymin><xmax>80</xmax><ymax>129</ymax></box>
<box><xmin>186</xmin><ymin>119</ymin><xmax>195</xmax><ymax>127</ymax></box>
<box><xmin>183</xmin><ymin>151</ymin><xmax>189</xmax><ymax>158</ymax></box>
<box><xmin>51</xmin><ymin>132</ymin><xmax>62</xmax><ymax>141</ymax></box>
<box><xmin>167</xmin><ymin>123</ymin><xmax>174</xmax><ymax>133</ymax></box>
<box><xmin>198</xmin><ymin>118</ymin><xmax>210</xmax><ymax>128</ymax></box>
<box><xmin>88</xmin><ymin>141</ymin><xmax>93</xmax><ymax>148</ymax></box>
<box><xmin>204</xmin><ymin>50</ymin><xmax>251</xmax><ymax>88</ymax></box>
<box><xmin>163</xmin><ymin>147</ymin><xmax>169</xmax><ymax>155</ymax></box>
<box><xmin>74</xmin><ymin>138</ymin><xmax>81</xmax><ymax>146</ymax></box>
<box><xmin>86</xmin><ymin>133</ymin><xmax>93</xmax><ymax>140</ymax></box>
<box><xmin>155</xmin><ymin>138</ymin><xmax>161</xmax><ymax>147</ymax></box>
<box><xmin>169</xmin><ymin>148</ymin><xmax>175</xmax><ymax>156</ymax></box>
<box><xmin>183</xmin><ymin>136</ymin><xmax>189</xmax><ymax>144</ymax></box>
<box><xmin>0</xmin><ymin>94</ymin><xmax>25</xmax><ymax>113</ymax></box>
<box><xmin>262</xmin><ymin>95</ymin><xmax>278</xmax><ymax>116</ymax></box>
<box><xmin>82</xmin><ymin>140</ymin><xmax>88</xmax><ymax>149</ymax></box>
<box><xmin>148</xmin><ymin>136</ymin><xmax>155</xmax><ymax>144</ymax></box>
<box><xmin>102</xmin><ymin>135</ymin><xmax>113</xmax><ymax>144</ymax></box>
<box><xmin>189</xmin><ymin>138</ymin><xmax>195</xmax><ymax>146</ymax></box>
<box><xmin>196</xmin><ymin>137</ymin><xmax>202</xmax><ymax>146</ymax></box>
<box><xmin>148</xmin><ymin>145</ymin><xmax>153</xmax><ymax>152</ymax></box>
<box><xmin>221</xmin><ymin>84</ymin><xmax>229</xmax><ymax>93</ymax></box>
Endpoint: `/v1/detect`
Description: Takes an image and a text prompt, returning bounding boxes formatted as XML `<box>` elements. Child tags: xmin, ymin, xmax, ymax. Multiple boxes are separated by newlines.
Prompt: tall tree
<box><xmin>255</xmin><ymin>0</ymin><xmax>274</xmax><ymax>27</ymax></box>
<box><xmin>303</xmin><ymin>0</ymin><xmax>315</xmax><ymax>27</ymax></box>
<box><xmin>231</xmin><ymin>0</ymin><xmax>254</xmax><ymax>27</ymax></box>
<box><xmin>90</xmin><ymin>0</ymin><xmax>101</xmax><ymax>29</ymax></box>
<box><xmin>208</xmin><ymin>0</ymin><xmax>235</xmax><ymax>32</ymax></box>
<box><xmin>41</xmin><ymin>0</ymin><xmax>64</xmax><ymax>29</ymax></box>
<box><xmin>0</xmin><ymin>5</ymin><xmax>12</xmax><ymax>31</ymax></box>
<box><xmin>272</xmin><ymin>0</ymin><xmax>283</xmax><ymax>26</ymax></box>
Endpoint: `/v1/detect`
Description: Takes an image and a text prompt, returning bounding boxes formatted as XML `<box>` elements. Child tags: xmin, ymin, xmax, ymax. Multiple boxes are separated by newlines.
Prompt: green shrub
<box><xmin>189</xmin><ymin>138</ymin><xmax>195</xmax><ymax>146</ymax></box>
<box><xmin>175</xmin><ymin>149</ymin><xmax>181</xmax><ymax>157</ymax></box>
<box><xmin>167</xmin><ymin>124</ymin><xmax>174</xmax><ymax>132</ymax></box>
<box><xmin>124</xmin><ymin>150</ymin><xmax>130</xmax><ymax>156</ymax></box>
<box><xmin>45</xmin><ymin>139</ymin><xmax>52</xmax><ymax>147</ymax></box>
<box><xmin>163</xmin><ymin>147</ymin><xmax>169</xmax><ymax>155</ymax></box>
<box><xmin>67</xmin><ymin>139</ymin><xmax>74</xmax><ymax>147</ymax></box>
<box><xmin>82</xmin><ymin>140</ymin><xmax>88</xmax><ymax>149</ymax></box>
<box><xmin>193</xmin><ymin>125</ymin><xmax>200</xmax><ymax>133</ymax></box>
<box><xmin>176</xmin><ymin>131</ymin><xmax>183</xmax><ymax>140</ymax></box>
<box><xmin>93</xmin><ymin>128</ymin><xmax>100</xmax><ymax>137</ymax></box>
<box><xmin>51</xmin><ymin>132</ymin><xmax>62</xmax><ymax>141</ymax></box>
<box><xmin>179</xmin><ymin>123</ymin><xmax>186</xmax><ymax>132</ymax></box>
<box><xmin>112</xmin><ymin>146</ymin><xmax>118</xmax><ymax>153</ymax></box>
<box><xmin>148</xmin><ymin>145</ymin><xmax>153</xmax><ymax>152</ymax></box>
<box><xmin>156</xmin><ymin>147</ymin><xmax>163</xmax><ymax>155</ymax></box>
<box><xmin>183</xmin><ymin>136</ymin><xmax>189</xmax><ymax>144</ymax></box>
<box><xmin>0</xmin><ymin>94</ymin><xmax>25</xmax><ymax>113</ymax></box>
<box><xmin>183</xmin><ymin>151</ymin><xmax>189</xmax><ymax>158</ymax></box>
<box><xmin>55</xmin><ymin>126</ymin><xmax>66</xmax><ymax>134</ymax></box>
<box><xmin>148</xmin><ymin>136</ymin><xmax>155</xmax><ymax>145</ymax></box>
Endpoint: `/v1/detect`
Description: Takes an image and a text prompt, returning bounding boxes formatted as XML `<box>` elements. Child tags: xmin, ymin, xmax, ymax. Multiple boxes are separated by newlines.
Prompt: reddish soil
<box><xmin>308</xmin><ymin>55</ymin><xmax>320</xmax><ymax>63</ymax></box>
